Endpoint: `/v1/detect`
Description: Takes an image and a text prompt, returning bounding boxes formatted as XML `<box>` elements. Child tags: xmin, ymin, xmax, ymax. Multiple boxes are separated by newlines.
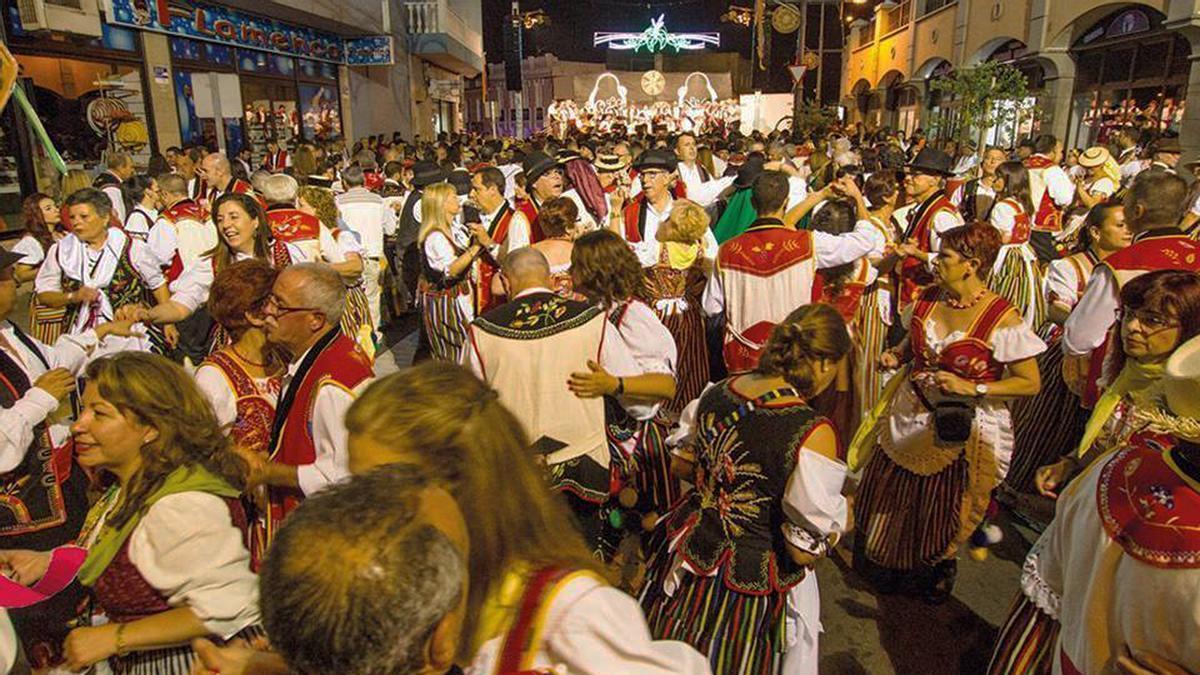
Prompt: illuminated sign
<box><xmin>594</xmin><ymin>15</ymin><xmax>720</xmax><ymax>52</ymax></box>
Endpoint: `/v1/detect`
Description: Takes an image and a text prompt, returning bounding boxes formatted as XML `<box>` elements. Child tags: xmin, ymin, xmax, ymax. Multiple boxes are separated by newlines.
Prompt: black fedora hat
<box><xmin>905</xmin><ymin>148</ymin><xmax>955</xmax><ymax>177</ymax></box>
<box><xmin>0</xmin><ymin>250</ymin><xmax>25</xmax><ymax>276</ymax></box>
<box><xmin>522</xmin><ymin>151</ymin><xmax>562</xmax><ymax>185</ymax></box>
<box><xmin>733</xmin><ymin>154</ymin><xmax>766</xmax><ymax>190</ymax></box>
<box><xmin>411</xmin><ymin>161</ymin><xmax>448</xmax><ymax>188</ymax></box>
<box><xmin>633</xmin><ymin>148</ymin><xmax>679</xmax><ymax>173</ymax></box>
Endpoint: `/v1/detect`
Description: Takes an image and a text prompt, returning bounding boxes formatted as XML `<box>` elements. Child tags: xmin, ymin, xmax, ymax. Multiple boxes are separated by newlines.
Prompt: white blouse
<box><xmin>11</xmin><ymin>236</ymin><xmax>46</xmax><ymax>266</ymax></box>
<box><xmin>90</xmin><ymin>491</ymin><xmax>260</xmax><ymax>639</ymax></box>
<box><xmin>466</xmin><ymin>575</ymin><xmax>711</xmax><ymax>675</ymax></box>
<box><xmin>194</xmin><ymin>363</ymin><xmax>280</xmax><ymax>431</ymax></box>
<box><xmin>1085</xmin><ymin>176</ymin><xmax>1117</xmax><ymax>198</ymax></box>
<box><xmin>422</xmin><ymin>230</ymin><xmax>475</xmax><ymax>321</ymax></box>
<box><xmin>1044</xmin><ymin>257</ymin><xmax>1086</xmax><ymax>309</ymax></box>
<box><xmin>612</xmin><ymin>300</ymin><xmax>677</xmax><ymax>421</ymax></box>
<box><xmin>988</xmin><ymin>200</ymin><xmax>1022</xmax><ymax>240</ymax></box>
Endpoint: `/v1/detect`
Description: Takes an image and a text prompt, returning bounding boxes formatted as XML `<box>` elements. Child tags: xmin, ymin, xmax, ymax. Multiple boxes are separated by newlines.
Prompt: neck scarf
<box><xmin>77</xmin><ymin>464</ymin><xmax>240</xmax><ymax>586</ymax></box>
<box><xmin>713</xmin><ymin>189</ymin><xmax>758</xmax><ymax>244</ymax></box>
<box><xmin>1076</xmin><ymin>359</ymin><xmax>1166</xmax><ymax>458</ymax></box>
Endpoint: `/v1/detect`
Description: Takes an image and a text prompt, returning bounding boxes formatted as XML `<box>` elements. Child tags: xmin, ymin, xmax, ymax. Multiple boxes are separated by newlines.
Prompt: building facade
<box><xmin>0</xmin><ymin>0</ymin><xmax>480</xmax><ymax>215</ymax></box>
<box><xmin>842</xmin><ymin>0</ymin><xmax>1200</xmax><ymax>154</ymax></box>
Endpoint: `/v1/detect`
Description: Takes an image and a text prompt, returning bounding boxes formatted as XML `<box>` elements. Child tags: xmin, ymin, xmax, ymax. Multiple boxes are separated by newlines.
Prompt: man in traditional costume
<box><xmin>91</xmin><ymin>151</ymin><xmax>135</xmax><ymax>225</ymax></box>
<box><xmin>251</xmin><ymin>263</ymin><xmax>374</xmax><ymax>555</ymax></box>
<box><xmin>461</xmin><ymin>248</ymin><xmax>644</xmax><ymax>549</ymax></box>
<box><xmin>1063</xmin><ymin>171</ymin><xmax>1200</xmax><ymax>407</ymax></box>
<box><xmin>703</xmin><ymin>170</ymin><xmax>883</xmax><ymax>373</ymax></box>
<box><xmin>200</xmin><ymin>152</ymin><xmax>255</xmax><ymax>208</ymax></box>
<box><xmin>618</xmin><ymin>149</ymin><xmax>720</xmax><ymax>268</ymax></box>
<box><xmin>336</xmin><ymin>166</ymin><xmax>396</xmax><ymax>335</ymax></box>
<box><xmin>673</xmin><ymin>132</ymin><xmax>734</xmax><ymax>205</ymax></box>
<box><xmin>262</xmin><ymin>139</ymin><xmax>290</xmax><ymax>173</ymax></box>
<box><xmin>895</xmin><ymin>148</ymin><xmax>965</xmax><ymax>310</ymax></box>
<box><xmin>468</xmin><ymin>166</ymin><xmax>525</xmax><ymax>314</ymax></box>
<box><xmin>1023</xmin><ymin>134</ymin><xmax>1074</xmax><ymax>262</ymax></box>
<box><xmin>515</xmin><ymin>152</ymin><xmax>565</xmax><ymax>244</ymax></box>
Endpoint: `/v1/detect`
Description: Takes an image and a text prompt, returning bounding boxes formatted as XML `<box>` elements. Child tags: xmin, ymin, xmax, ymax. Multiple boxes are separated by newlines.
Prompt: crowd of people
<box><xmin>0</xmin><ymin>116</ymin><xmax>1196</xmax><ymax>675</ymax></box>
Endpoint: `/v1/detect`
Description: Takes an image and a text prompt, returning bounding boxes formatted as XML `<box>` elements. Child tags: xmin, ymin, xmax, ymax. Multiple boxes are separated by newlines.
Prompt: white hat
<box><xmin>1161</xmin><ymin>334</ymin><xmax>1200</xmax><ymax>440</ymax></box>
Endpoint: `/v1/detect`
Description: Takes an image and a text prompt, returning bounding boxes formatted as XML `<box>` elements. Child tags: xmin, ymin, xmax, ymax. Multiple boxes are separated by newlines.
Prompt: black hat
<box><xmin>411</xmin><ymin>161</ymin><xmax>447</xmax><ymax>188</ymax></box>
<box><xmin>0</xmin><ymin>250</ymin><xmax>25</xmax><ymax>276</ymax></box>
<box><xmin>522</xmin><ymin>151</ymin><xmax>562</xmax><ymax>185</ymax></box>
<box><xmin>447</xmin><ymin>169</ymin><xmax>472</xmax><ymax>196</ymax></box>
<box><xmin>634</xmin><ymin>148</ymin><xmax>678</xmax><ymax>173</ymax></box>
<box><xmin>906</xmin><ymin>148</ymin><xmax>955</xmax><ymax>177</ymax></box>
<box><xmin>733</xmin><ymin>154</ymin><xmax>766</xmax><ymax>190</ymax></box>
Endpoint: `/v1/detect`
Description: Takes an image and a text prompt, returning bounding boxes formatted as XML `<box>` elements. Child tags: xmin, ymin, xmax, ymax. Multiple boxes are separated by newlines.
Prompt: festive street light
<box><xmin>594</xmin><ymin>15</ymin><xmax>721</xmax><ymax>52</ymax></box>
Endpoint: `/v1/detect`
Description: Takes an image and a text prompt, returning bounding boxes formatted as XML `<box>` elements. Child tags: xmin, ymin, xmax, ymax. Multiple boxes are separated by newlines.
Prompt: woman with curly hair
<box><xmin>0</xmin><ymin>352</ymin><xmax>261</xmax><ymax>673</ymax></box>
<box><xmin>570</xmin><ymin>230</ymin><xmax>678</xmax><ymax>556</ymax></box>
<box><xmin>641</xmin><ymin>304</ymin><xmax>852</xmax><ymax>675</ymax></box>
<box><xmin>13</xmin><ymin>193</ymin><xmax>68</xmax><ymax>342</ymax></box>
<box><xmin>297</xmin><ymin>186</ymin><xmax>375</xmax><ymax>356</ymax></box>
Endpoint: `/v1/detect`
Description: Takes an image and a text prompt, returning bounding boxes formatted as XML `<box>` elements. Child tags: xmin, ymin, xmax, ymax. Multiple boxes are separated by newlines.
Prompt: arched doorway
<box><xmin>1067</xmin><ymin>5</ymin><xmax>1189</xmax><ymax>147</ymax></box>
<box><xmin>851</xmin><ymin>78</ymin><xmax>872</xmax><ymax>125</ymax></box>
<box><xmin>923</xmin><ymin>59</ymin><xmax>955</xmax><ymax>140</ymax></box>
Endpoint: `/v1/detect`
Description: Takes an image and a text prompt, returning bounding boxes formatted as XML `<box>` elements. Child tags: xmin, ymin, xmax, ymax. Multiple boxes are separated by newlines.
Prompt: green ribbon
<box><xmin>10</xmin><ymin>85</ymin><xmax>66</xmax><ymax>174</ymax></box>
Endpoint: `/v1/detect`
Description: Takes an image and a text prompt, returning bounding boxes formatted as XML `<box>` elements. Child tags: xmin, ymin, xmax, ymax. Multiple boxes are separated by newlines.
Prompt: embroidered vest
<box><xmin>663</xmin><ymin>380</ymin><xmax>818</xmax><ymax>593</ymax></box>
<box><xmin>622</xmin><ymin>196</ymin><xmax>652</xmax><ymax>243</ymax></box>
<box><xmin>716</xmin><ymin>220</ymin><xmax>816</xmax><ymax>374</ymax></box>
<box><xmin>159</xmin><ymin>199</ymin><xmax>213</xmax><ymax>283</ymax></box>
<box><xmin>61</xmin><ymin>236</ymin><xmax>166</xmax><ymax>353</ymax></box>
<box><xmin>471</xmin><ymin>293</ymin><xmax>607</xmax><ymax>468</ymax></box>
<box><xmin>910</xmin><ymin>287</ymin><xmax>1015</xmax><ymax>383</ymax></box>
<box><xmin>516</xmin><ymin>199</ymin><xmax>544</xmax><ymax>244</ymax></box>
<box><xmin>266</xmin><ymin>207</ymin><xmax>322</xmax><ymax>264</ymax></box>
<box><xmin>898</xmin><ymin>193</ymin><xmax>959</xmax><ymax>309</ymax></box>
<box><xmin>0</xmin><ymin>331</ymin><xmax>71</xmax><ymax>536</ymax></box>
<box><xmin>203</xmin><ymin>350</ymin><xmax>279</xmax><ymax>456</ymax></box>
<box><xmin>996</xmin><ymin>198</ymin><xmax>1032</xmax><ymax>245</ymax></box>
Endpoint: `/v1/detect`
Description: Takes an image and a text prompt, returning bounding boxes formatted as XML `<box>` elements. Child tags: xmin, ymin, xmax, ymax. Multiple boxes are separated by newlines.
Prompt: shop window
<box><xmin>171</xmin><ymin>38</ymin><xmax>234</xmax><ymax>68</ymax></box>
<box><xmin>299</xmin><ymin>83</ymin><xmax>342</xmax><ymax>141</ymax></box>
<box><xmin>298</xmin><ymin>59</ymin><xmax>338</xmax><ymax>82</ymax></box>
<box><xmin>536</xmin><ymin>107</ymin><xmax>544</xmax><ymax>120</ymax></box>
<box><xmin>1133</xmin><ymin>41</ymin><xmax>1170</xmax><ymax>81</ymax></box>
<box><xmin>857</xmin><ymin>19</ymin><xmax>874</xmax><ymax>48</ymax></box>
<box><xmin>1101</xmin><ymin>48</ymin><xmax>1134</xmax><ymax>84</ymax></box>
<box><xmin>237</xmin><ymin>49</ymin><xmax>295</xmax><ymax>78</ymax></box>
<box><xmin>1076</xmin><ymin>51</ymin><xmax>1103</xmax><ymax>88</ymax></box>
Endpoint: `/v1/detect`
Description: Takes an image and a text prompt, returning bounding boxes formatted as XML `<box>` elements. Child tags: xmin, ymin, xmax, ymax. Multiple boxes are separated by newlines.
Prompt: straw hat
<box><xmin>1078</xmin><ymin>146</ymin><xmax>1113</xmax><ymax>169</ymax></box>
<box><xmin>1147</xmin><ymin>333</ymin><xmax>1200</xmax><ymax>441</ymax></box>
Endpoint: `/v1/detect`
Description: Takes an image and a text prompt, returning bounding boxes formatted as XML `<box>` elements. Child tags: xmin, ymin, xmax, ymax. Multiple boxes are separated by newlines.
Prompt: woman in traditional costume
<box><xmin>528</xmin><ymin>196</ymin><xmax>581</xmax><ymax>300</ymax></box>
<box><xmin>571</xmin><ymin>230</ymin><xmax>679</xmax><ymax>551</ymax></box>
<box><xmin>0</xmin><ymin>352</ymin><xmax>260</xmax><ymax>673</ymax></box>
<box><xmin>417</xmin><ymin>183</ymin><xmax>484</xmax><ymax>362</ymax></box>
<box><xmin>850</xmin><ymin>174</ymin><xmax>901</xmax><ymax>425</ymax></box>
<box><xmin>640</xmin><ymin>303</ymin><xmax>851</xmax><ymax>675</ymax></box>
<box><xmin>13</xmin><ymin>193</ymin><xmax>67</xmax><ymax>343</ymax></box>
<box><xmin>193</xmin><ymin>259</ymin><xmax>283</xmax><ymax>570</ymax></box>
<box><xmin>988</xmin><ymin>161</ymin><xmax>1045</xmax><ymax>329</ymax></box>
<box><xmin>989</xmin><ymin>273</ymin><xmax>1200</xmax><ymax>675</ymax></box>
<box><xmin>1004</xmin><ymin>202</ymin><xmax>1130</xmax><ymax>497</ymax></box>
<box><xmin>852</xmin><ymin>223</ymin><xmax>1045</xmax><ymax>602</ymax></box>
<box><xmin>296</xmin><ymin>186</ymin><xmax>375</xmax><ymax>356</ymax></box>
<box><xmin>643</xmin><ymin>199</ymin><xmax>711</xmax><ymax>419</ymax></box>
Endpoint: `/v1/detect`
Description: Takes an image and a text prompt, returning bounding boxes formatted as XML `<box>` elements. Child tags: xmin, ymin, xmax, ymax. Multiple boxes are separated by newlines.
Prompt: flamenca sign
<box><xmin>104</xmin><ymin>0</ymin><xmax>393</xmax><ymax>65</ymax></box>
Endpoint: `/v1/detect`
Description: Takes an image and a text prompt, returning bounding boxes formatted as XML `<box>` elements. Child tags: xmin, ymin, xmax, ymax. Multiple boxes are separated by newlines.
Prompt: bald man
<box><xmin>461</xmin><ymin>247</ymin><xmax>643</xmax><ymax>546</ymax></box>
<box><xmin>200</xmin><ymin>152</ymin><xmax>254</xmax><ymax>208</ymax></box>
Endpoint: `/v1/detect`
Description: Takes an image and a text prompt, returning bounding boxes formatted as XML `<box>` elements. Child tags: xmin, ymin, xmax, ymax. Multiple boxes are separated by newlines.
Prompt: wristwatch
<box><xmin>975</xmin><ymin>382</ymin><xmax>989</xmax><ymax>398</ymax></box>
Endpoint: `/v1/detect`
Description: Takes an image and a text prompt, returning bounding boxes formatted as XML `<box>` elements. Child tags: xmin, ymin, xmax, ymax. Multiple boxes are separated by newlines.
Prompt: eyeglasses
<box><xmin>1120</xmin><ymin>309</ymin><xmax>1180</xmax><ymax>335</ymax></box>
<box><xmin>265</xmin><ymin>294</ymin><xmax>320</xmax><ymax>317</ymax></box>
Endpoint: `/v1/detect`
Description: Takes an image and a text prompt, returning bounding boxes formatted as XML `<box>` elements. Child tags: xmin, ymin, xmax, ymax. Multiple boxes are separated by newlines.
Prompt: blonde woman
<box><xmin>417</xmin><ymin>182</ymin><xmax>487</xmax><ymax>361</ymax></box>
<box><xmin>297</xmin><ymin>186</ymin><xmax>375</xmax><ymax>356</ymax></box>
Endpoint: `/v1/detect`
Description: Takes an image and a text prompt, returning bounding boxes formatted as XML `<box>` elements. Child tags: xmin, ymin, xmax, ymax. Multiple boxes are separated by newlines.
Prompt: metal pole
<box><xmin>792</xmin><ymin>0</ymin><xmax>807</xmax><ymax>141</ymax></box>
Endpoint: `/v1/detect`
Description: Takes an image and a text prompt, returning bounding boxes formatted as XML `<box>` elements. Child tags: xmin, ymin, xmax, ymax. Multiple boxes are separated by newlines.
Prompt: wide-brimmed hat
<box><xmin>733</xmin><ymin>154</ymin><xmax>767</xmax><ymax>190</ymax></box>
<box><xmin>1078</xmin><ymin>146</ymin><xmax>1113</xmax><ymax>168</ymax></box>
<box><xmin>594</xmin><ymin>153</ymin><xmax>630</xmax><ymax>173</ymax></box>
<box><xmin>1158</xmin><ymin>334</ymin><xmax>1200</xmax><ymax>441</ymax></box>
<box><xmin>522</xmin><ymin>151</ymin><xmax>562</xmax><ymax>185</ymax></box>
<box><xmin>556</xmin><ymin>149</ymin><xmax>584</xmax><ymax>165</ymax></box>
<box><xmin>633</xmin><ymin>148</ymin><xmax>678</xmax><ymax>173</ymax></box>
<box><xmin>411</xmin><ymin>161</ymin><xmax>447</xmax><ymax>188</ymax></box>
<box><xmin>906</xmin><ymin>148</ymin><xmax>955</xmax><ymax>177</ymax></box>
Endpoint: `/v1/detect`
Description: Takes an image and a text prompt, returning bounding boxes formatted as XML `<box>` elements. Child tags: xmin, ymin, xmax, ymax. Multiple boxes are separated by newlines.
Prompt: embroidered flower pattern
<box><xmin>510</xmin><ymin>297</ymin><xmax>570</xmax><ymax>329</ymax></box>
<box><xmin>694</xmin><ymin>420</ymin><xmax>772</xmax><ymax>539</ymax></box>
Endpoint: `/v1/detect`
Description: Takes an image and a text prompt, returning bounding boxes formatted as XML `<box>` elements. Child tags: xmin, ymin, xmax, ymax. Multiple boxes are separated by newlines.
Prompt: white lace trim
<box><xmin>1020</xmin><ymin>540</ymin><xmax>1061</xmax><ymax>620</ymax></box>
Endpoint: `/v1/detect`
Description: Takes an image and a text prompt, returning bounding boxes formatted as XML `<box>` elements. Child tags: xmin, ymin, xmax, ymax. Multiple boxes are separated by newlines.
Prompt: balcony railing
<box><xmin>405</xmin><ymin>0</ymin><xmax>483</xmax><ymax>56</ymax></box>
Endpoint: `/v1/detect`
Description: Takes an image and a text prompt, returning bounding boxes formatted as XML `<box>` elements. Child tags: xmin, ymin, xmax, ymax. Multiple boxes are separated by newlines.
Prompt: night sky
<box><xmin>480</xmin><ymin>0</ymin><xmax>754</xmax><ymax>64</ymax></box>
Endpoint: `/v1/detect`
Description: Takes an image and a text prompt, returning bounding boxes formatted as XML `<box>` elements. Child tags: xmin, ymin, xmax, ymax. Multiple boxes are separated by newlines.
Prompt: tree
<box><xmin>928</xmin><ymin>60</ymin><xmax>1038</xmax><ymax>152</ymax></box>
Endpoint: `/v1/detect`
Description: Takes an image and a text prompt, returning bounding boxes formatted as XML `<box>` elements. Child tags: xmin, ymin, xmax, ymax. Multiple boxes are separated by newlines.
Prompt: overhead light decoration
<box><xmin>594</xmin><ymin>15</ymin><xmax>721</xmax><ymax>52</ymax></box>
<box><xmin>721</xmin><ymin>6</ymin><xmax>753</xmax><ymax>27</ymax></box>
<box><xmin>521</xmin><ymin>10</ymin><xmax>548</xmax><ymax>29</ymax></box>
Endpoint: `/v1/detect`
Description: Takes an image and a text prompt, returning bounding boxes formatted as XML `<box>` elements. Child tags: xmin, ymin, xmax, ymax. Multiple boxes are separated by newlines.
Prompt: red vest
<box><xmin>1023</xmin><ymin>155</ymin><xmax>1063</xmax><ymax>233</ymax></box>
<box><xmin>814</xmin><ymin>259</ymin><xmax>871</xmax><ymax>325</ymax></box>
<box><xmin>363</xmin><ymin>171</ymin><xmax>385</xmax><ymax>193</ymax></box>
<box><xmin>265</xmin><ymin>207</ymin><xmax>322</xmax><ymax>243</ymax></box>
<box><xmin>623</xmin><ymin>195</ymin><xmax>649</xmax><ymax>243</ymax></box>
<box><xmin>264</xmin><ymin>149</ymin><xmax>288</xmax><ymax>173</ymax></box>
<box><xmin>476</xmin><ymin>203</ymin><xmax>516</xmax><ymax>314</ymax></box>
<box><xmin>997</xmin><ymin>198</ymin><xmax>1032</xmax><ymax>245</ymax></box>
<box><xmin>911</xmin><ymin>287</ymin><xmax>1015</xmax><ymax>382</ymax></box>
<box><xmin>159</xmin><ymin>199</ymin><xmax>209</xmax><ymax>283</ymax></box>
<box><xmin>898</xmin><ymin>193</ymin><xmax>959</xmax><ymax>309</ymax></box>
<box><xmin>516</xmin><ymin>199</ymin><xmax>544</xmax><ymax>244</ymax></box>
<box><xmin>267</xmin><ymin>332</ymin><xmax>372</xmax><ymax>539</ymax></box>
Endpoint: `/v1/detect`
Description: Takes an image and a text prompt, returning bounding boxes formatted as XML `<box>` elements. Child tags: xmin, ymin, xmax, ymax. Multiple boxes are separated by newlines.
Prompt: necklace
<box><xmin>231</xmin><ymin>345</ymin><xmax>269</xmax><ymax>367</ymax></box>
<box><xmin>944</xmin><ymin>286</ymin><xmax>987</xmax><ymax>310</ymax></box>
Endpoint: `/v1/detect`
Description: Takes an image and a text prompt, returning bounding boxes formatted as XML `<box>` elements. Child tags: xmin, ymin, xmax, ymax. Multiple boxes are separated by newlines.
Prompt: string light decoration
<box><xmin>593</xmin><ymin>15</ymin><xmax>720</xmax><ymax>52</ymax></box>
<box><xmin>721</xmin><ymin>6</ymin><xmax>753</xmax><ymax>26</ymax></box>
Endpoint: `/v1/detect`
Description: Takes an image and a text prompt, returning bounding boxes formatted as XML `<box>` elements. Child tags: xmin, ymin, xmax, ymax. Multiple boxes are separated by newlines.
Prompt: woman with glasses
<box><xmin>852</xmin><ymin>223</ymin><xmax>1045</xmax><ymax>603</ymax></box>
<box><xmin>193</xmin><ymin>259</ymin><xmax>283</xmax><ymax>569</ymax></box>
<box><xmin>990</xmin><ymin>270</ymin><xmax>1200</xmax><ymax>674</ymax></box>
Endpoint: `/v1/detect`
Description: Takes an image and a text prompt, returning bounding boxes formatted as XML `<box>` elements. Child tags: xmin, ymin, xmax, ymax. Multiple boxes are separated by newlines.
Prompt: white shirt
<box><xmin>562</xmin><ymin>189</ymin><xmax>599</xmax><ymax>231</ymax></box>
<box><xmin>0</xmin><ymin>327</ymin><xmax>107</xmax><ymax>469</ymax></box>
<box><xmin>98</xmin><ymin>180</ymin><xmax>126</xmax><ymax>225</ymax></box>
<box><xmin>701</xmin><ymin>220</ymin><xmax>885</xmax><ymax>316</ymax></box>
<box><xmin>989</xmin><ymin>200</ymin><xmax>1022</xmax><ymax>240</ymax></box>
<box><xmin>1031</xmin><ymin>159</ymin><xmax>1075</xmax><ymax>208</ymax></box>
<box><xmin>281</xmin><ymin>338</ymin><xmax>370</xmax><ymax>496</ymax></box>
<box><xmin>11</xmin><ymin>236</ymin><xmax>46</xmax><ymax>266</ymax></box>
<box><xmin>336</xmin><ymin>187</ymin><xmax>394</xmax><ymax>258</ymax></box>
<box><xmin>677</xmin><ymin>162</ymin><xmax>734</xmax><ymax>207</ymax></box>
<box><xmin>423</xmin><ymin>231</ymin><xmax>475</xmax><ymax>322</ymax></box>
<box><xmin>147</xmin><ymin>211</ymin><xmax>181</xmax><ymax>270</ymax></box>
<box><xmin>1044</xmin><ymin>257</ymin><xmax>1087</xmax><ymax>309</ymax></box>
<box><xmin>628</xmin><ymin>197</ymin><xmax>720</xmax><ymax>268</ymax></box>
<box><xmin>123</xmin><ymin>205</ymin><xmax>159</xmax><ymax>242</ymax></box>
<box><xmin>480</xmin><ymin>201</ymin><xmax>528</xmax><ymax>257</ymax></box>
<box><xmin>1062</xmin><ymin>265</ymin><xmax>1120</xmax><ymax>356</ymax></box>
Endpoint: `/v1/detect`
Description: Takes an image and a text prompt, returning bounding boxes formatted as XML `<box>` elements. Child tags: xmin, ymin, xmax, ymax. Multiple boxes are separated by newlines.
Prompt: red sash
<box><xmin>476</xmin><ymin>203</ymin><xmax>515</xmax><ymax>314</ymax></box>
<box><xmin>516</xmin><ymin>199</ymin><xmax>544</xmax><ymax>244</ymax></box>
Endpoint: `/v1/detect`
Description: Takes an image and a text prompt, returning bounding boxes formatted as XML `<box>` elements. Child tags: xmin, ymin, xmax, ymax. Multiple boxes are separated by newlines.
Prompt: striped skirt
<box><xmin>987</xmin><ymin>594</ymin><xmax>1059</xmax><ymax>675</ymax></box>
<box><xmin>341</xmin><ymin>283</ymin><xmax>377</xmax><ymax>361</ymax></box>
<box><xmin>107</xmin><ymin>623</ymin><xmax>266</xmax><ymax>675</ymax></box>
<box><xmin>1006</xmin><ymin>331</ymin><xmax>1081</xmax><ymax>494</ymax></box>
<box><xmin>28</xmin><ymin>296</ymin><xmax>66</xmax><ymax>344</ymax></box>
<box><xmin>417</xmin><ymin>283</ymin><xmax>471</xmax><ymax>363</ymax></box>
<box><xmin>656</xmin><ymin>303</ymin><xmax>709</xmax><ymax>419</ymax></box>
<box><xmin>632</xmin><ymin>415</ymin><xmax>682</xmax><ymax>513</ymax></box>
<box><xmin>852</xmin><ymin>288</ymin><xmax>891</xmax><ymax>426</ymax></box>
<box><xmin>990</xmin><ymin>245</ymin><xmax>1045</xmax><ymax>330</ymax></box>
<box><xmin>641</xmin><ymin>560</ymin><xmax>791</xmax><ymax>675</ymax></box>
<box><xmin>854</xmin><ymin>450</ymin><xmax>971</xmax><ymax>570</ymax></box>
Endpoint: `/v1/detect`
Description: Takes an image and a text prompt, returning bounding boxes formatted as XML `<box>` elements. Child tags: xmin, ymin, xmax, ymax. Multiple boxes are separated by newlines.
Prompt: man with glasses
<box><xmin>618</xmin><ymin>148</ymin><xmax>719</xmax><ymax>266</ymax></box>
<box><xmin>894</xmin><ymin>147</ymin><xmax>964</xmax><ymax>309</ymax></box>
<box><xmin>247</xmin><ymin>262</ymin><xmax>375</xmax><ymax>551</ymax></box>
<box><xmin>1063</xmin><ymin>170</ymin><xmax>1200</xmax><ymax>406</ymax></box>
